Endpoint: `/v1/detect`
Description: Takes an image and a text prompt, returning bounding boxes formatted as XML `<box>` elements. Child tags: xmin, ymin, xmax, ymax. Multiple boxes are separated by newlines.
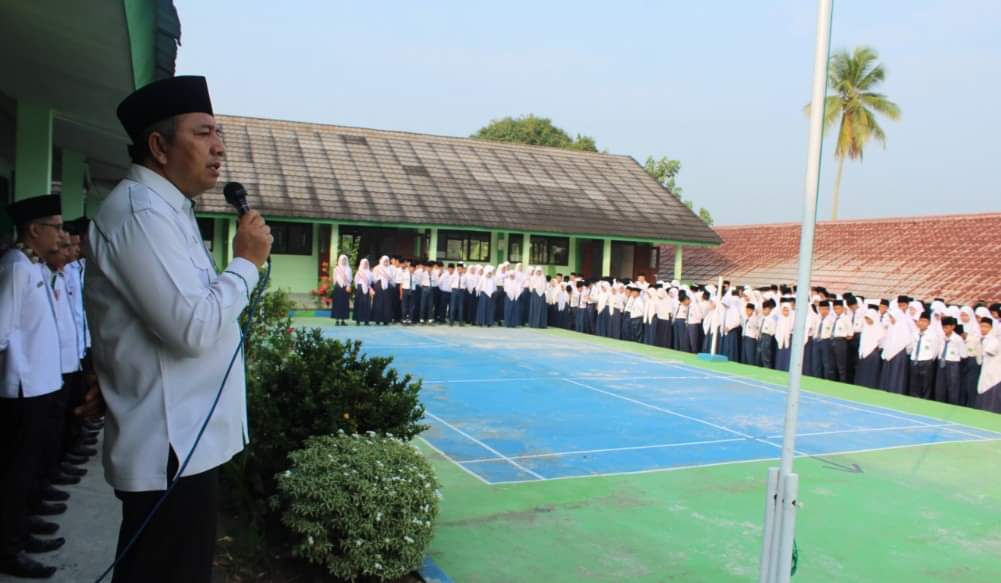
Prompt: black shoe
<box><xmin>62</xmin><ymin>453</ymin><xmax>88</xmax><ymax>466</ymax></box>
<box><xmin>81</xmin><ymin>436</ymin><xmax>98</xmax><ymax>446</ymax></box>
<box><xmin>83</xmin><ymin>420</ymin><xmax>104</xmax><ymax>431</ymax></box>
<box><xmin>41</xmin><ymin>486</ymin><xmax>69</xmax><ymax>502</ymax></box>
<box><xmin>27</xmin><ymin>517</ymin><xmax>59</xmax><ymax>536</ymax></box>
<box><xmin>48</xmin><ymin>473</ymin><xmax>80</xmax><ymax>486</ymax></box>
<box><xmin>59</xmin><ymin>463</ymin><xmax>87</xmax><ymax>477</ymax></box>
<box><xmin>0</xmin><ymin>551</ymin><xmax>56</xmax><ymax>578</ymax></box>
<box><xmin>31</xmin><ymin>503</ymin><xmax>66</xmax><ymax>517</ymax></box>
<box><xmin>69</xmin><ymin>445</ymin><xmax>97</xmax><ymax>457</ymax></box>
<box><xmin>24</xmin><ymin>536</ymin><xmax>65</xmax><ymax>554</ymax></box>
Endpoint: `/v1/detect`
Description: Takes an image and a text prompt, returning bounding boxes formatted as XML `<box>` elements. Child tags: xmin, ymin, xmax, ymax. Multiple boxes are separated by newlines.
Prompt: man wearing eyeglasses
<box><xmin>0</xmin><ymin>194</ymin><xmax>68</xmax><ymax>579</ymax></box>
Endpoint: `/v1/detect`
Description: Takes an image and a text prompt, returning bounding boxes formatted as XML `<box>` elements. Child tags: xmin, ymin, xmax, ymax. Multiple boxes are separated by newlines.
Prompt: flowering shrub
<box><xmin>273</xmin><ymin>432</ymin><xmax>440</xmax><ymax>581</ymax></box>
<box><xmin>310</xmin><ymin>276</ymin><xmax>332</xmax><ymax>308</ymax></box>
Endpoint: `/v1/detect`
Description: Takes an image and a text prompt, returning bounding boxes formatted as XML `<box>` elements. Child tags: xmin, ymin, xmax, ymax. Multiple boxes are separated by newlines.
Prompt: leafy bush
<box><xmin>273</xmin><ymin>433</ymin><xmax>440</xmax><ymax>581</ymax></box>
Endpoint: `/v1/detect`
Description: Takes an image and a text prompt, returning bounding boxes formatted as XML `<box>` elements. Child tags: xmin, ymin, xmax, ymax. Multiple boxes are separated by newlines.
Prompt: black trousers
<box><xmin>0</xmin><ymin>389</ymin><xmax>61</xmax><ymax>558</ymax></box>
<box><xmin>908</xmin><ymin>360</ymin><xmax>936</xmax><ymax>400</ymax></box>
<box><xmin>401</xmin><ymin>289</ymin><xmax>415</xmax><ymax>322</ymax></box>
<box><xmin>831</xmin><ymin>338</ymin><xmax>849</xmax><ymax>382</ymax></box>
<box><xmin>112</xmin><ymin>449</ymin><xmax>220</xmax><ymax>583</ymax></box>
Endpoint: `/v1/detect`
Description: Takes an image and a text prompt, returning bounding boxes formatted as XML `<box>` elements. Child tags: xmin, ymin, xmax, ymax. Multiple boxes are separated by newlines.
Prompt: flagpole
<box><xmin>758</xmin><ymin>1</ymin><xmax>834</xmax><ymax>582</ymax></box>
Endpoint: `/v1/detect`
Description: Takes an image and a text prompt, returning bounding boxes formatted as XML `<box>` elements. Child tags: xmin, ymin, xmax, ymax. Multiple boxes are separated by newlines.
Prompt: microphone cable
<box><xmin>93</xmin><ymin>257</ymin><xmax>272</xmax><ymax>583</ymax></box>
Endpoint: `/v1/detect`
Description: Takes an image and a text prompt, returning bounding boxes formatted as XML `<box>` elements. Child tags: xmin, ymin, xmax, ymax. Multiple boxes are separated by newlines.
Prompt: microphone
<box><xmin>224</xmin><ymin>181</ymin><xmax>251</xmax><ymax>216</ymax></box>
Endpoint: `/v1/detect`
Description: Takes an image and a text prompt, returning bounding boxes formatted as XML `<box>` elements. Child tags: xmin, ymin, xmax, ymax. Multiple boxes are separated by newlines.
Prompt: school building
<box><xmin>0</xmin><ymin>0</ymin><xmax>180</xmax><ymax>234</ymax></box>
<box><xmin>194</xmin><ymin>115</ymin><xmax>721</xmax><ymax>304</ymax></box>
<box><xmin>662</xmin><ymin>213</ymin><xmax>1001</xmax><ymax>305</ymax></box>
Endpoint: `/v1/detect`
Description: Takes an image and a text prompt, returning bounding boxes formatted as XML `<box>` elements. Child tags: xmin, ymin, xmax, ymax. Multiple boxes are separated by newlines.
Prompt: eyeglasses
<box><xmin>36</xmin><ymin>223</ymin><xmax>65</xmax><ymax>231</ymax></box>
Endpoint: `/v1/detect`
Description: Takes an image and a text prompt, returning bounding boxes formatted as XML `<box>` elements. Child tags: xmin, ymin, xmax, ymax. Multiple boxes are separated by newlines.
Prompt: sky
<box><xmin>175</xmin><ymin>0</ymin><xmax>1001</xmax><ymax>226</ymax></box>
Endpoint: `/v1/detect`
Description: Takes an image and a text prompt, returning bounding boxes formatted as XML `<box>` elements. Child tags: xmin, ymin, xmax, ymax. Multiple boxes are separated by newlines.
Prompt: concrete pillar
<box><xmin>673</xmin><ymin>244</ymin><xmax>684</xmax><ymax>281</ymax></box>
<box><xmin>522</xmin><ymin>233</ymin><xmax>530</xmax><ymax>264</ymax></box>
<box><xmin>330</xmin><ymin>223</ymin><xmax>340</xmax><ymax>260</ymax></box>
<box><xmin>226</xmin><ymin>218</ymin><xmax>236</xmax><ymax>265</ymax></box>
<box><xmin>14</xmin><ymin>101</ymin><xmax>53</xmax><ymax>200</ymax></box>
<box><xmin>428</xmin><ymin>227</ymin><xmax>438</xmax><ymax>261</ymax></box>
<box><xmin>60</xmin><ymin>150</ymin><xmax>86</xmax><ymax>219</ymax></box>
<box><xmin>490</xmin><ymin>231</ymin><xmax>499</xmax><ymax>264</ymax></box>
<box><xmin>601</xmin><ymin>238</ymin><xmax>612</xmax><ymax>277</ymax></box>
<box><xmin>568</xmin><ymin>236</ymin><xmax>577</xmax><ymax>273</ymax></box>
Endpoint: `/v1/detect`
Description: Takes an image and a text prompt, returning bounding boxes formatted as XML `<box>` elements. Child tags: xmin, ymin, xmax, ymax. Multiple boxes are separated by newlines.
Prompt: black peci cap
<box><xmin>6</xmin><ymin>194</ymin><xmax>61</xmax><ymax>226</ymax></box>
<box><xmin>117</xmin><ymin>76</ymin><xmax>214</xmax><ymax>144</ymax></box>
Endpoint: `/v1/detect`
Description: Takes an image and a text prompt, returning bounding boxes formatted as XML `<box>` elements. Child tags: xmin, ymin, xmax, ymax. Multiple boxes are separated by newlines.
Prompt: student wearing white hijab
<box><xmin>595</xmin><ymin>281</ymin><xmax>611</xmax><ymax>337</ymax></box>
<box><xmin>502</xmin><ymin>269</ymin><xmax>519</xmax><ymax>327</ymax></box>
<box><xmin>330</xmin><ymin>254</ymin><xmax>352</xmax><ymax>325</ymax></box>
<box><xmin>464</xmin><ymin>265</ymin><xmax>480</xmax><ymax>325</ymax></box>
<box><xmin>879</xmin><ymin>307</ymin><xmax>913</xmax><ymax>394</ymax></box>
<box><xmin>528</xmin><ymin>267</ymin><xmax>548</xmax><ymax>329</ymax></box>
<box><xmin>960</xmin><ymin>306</ymin><xmax>982</xmax><ymax>406</ymax></box>
<box><xmin>371</xmin><ymin>256</ymin><xmax>392</xmax><ymax>325</ymax></box>
<box><xmin>610</xmin><ymin>284</ymin><xmax>625</xmax><ymax>340</ymax></box>
<box><xmin>475</xmin><ymin>265</ymin><xmax>497</xmax><ymax>327</ymax></box>
<box><xmin>353</xmin><ymin>258</ymin><xmax>373</xmax><ymax>325</ymax></box>
<box><xmin>654</xmin><ymin>288</ymin><xmax>674</xmax><ymax>348</ymax></box>
<box><xmin>975</xmin><ymin>317</ymin><xmax>1001</xmax><ymax>413</ymax></box>
<box><xmin>855</xmin><ymin>308</ymin><xmax>884</xmax><ymax>389</ymax></box>
<box><xmin>720</xmin><ymin>292</ymin><xmax>743</xmax><ymax>361</ymax></box>
<box><xmin>642</xmin><ymin>287</ymin><xmax>659</xmax><ymax>346</ymax></box>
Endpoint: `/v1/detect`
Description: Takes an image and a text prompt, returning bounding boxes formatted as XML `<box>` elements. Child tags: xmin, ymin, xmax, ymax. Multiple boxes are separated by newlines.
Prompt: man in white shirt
<box><xmin>86</xmin><ymin>76</ymin><xmax>272</xmax><ymax>582</ymax></box>
<box><xmin>398</xmin><ymin>260</ymin><xmax>415</xmax><ymax>325</ymax></box>
<box><xmin>0</xmin><ymin>195</ymin><xmax>69</xmax><ymax>578</ymax></box>
<box><xmin>830</xmin><ymin>299</ymin><xmax>854</xmax><ymax>382</ymax></box>
<box><xmin>934</xmin><ymin>316</ymin><xmax>964</xmax><ymax>404</ymax></box>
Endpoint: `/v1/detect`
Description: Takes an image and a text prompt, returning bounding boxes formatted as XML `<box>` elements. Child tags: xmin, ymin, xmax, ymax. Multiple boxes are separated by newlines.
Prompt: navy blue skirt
<box><xmin>854</xmin><ymin>350</ymin><xmax>882</xmax><ymax>389</ymax></box>
<box><xmin>879</xmin><ymin>351</ymin><xmax>909</xmax><ymax>394</ymax></box>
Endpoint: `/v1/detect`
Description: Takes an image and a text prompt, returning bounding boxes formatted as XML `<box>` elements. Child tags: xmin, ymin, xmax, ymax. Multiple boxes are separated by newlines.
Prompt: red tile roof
<box><xmin>659</xmin><ymin>213</ymin><xmax>1001</xmax><ymax>305</ymax></box>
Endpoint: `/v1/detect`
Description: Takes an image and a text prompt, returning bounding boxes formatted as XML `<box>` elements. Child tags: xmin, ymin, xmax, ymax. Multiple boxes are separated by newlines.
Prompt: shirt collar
<box><xmin>127</xmin><ymin>164</ymin><xmax>192</xmax><ymax>212</ymax></box>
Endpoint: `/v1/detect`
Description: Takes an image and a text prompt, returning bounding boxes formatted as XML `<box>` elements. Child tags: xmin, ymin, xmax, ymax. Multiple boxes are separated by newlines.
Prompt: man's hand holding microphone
<box><xmin>234</xmin><ymin>209</ymin><xmax>273</xmax><ymax>266</ymax></box>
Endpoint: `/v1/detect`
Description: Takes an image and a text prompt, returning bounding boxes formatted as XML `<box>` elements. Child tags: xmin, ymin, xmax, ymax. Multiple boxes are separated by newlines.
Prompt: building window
<box><xmin>508</xmin><ymin>237</ymin><xmax>522</xmax><ymax>263</ymax></box>
<box><xmin>649</xmin><ymin>246</ymin><xmax>660</xmax><ymax>269</ymax></box>
<box><xmin>437</xmin><ymin>230</ymin><xmax>491</xmax><ymax>262</ymax></box>
<box><xmin>530</xmin><ymin>235</ymin><xmax>570</xmax><ymax>265</ymax></box>
<box><xmin>271</xmin><ymin>222</ymin><xmax>314</xmax><ymax>255</ymax></box>
<box><xmin>196</xmin><ymin>217</ymin><xmax>214</xmax><ymax>252</ymax></box>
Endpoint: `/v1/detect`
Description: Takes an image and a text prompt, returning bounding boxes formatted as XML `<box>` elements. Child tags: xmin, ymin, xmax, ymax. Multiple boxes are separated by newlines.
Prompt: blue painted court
<box><xmin>318</xmin><ymin>324</ymin><xmax>1001</xmax><ymax>485</ymax></box>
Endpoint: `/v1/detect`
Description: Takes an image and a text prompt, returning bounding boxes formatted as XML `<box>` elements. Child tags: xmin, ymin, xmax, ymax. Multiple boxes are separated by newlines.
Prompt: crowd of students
<box><xmin>329</xmin><ymin>255</ymin><xmax>1001</xmax><ymax>415</ymax></box>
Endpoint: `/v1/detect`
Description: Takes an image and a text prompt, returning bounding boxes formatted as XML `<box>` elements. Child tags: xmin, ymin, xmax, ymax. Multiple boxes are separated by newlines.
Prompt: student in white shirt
<box><xmin>908</xmin><ymin>311</ymin><xmax>940</xmax><ymax>400</ymax></box>
<box><xmin>414</xmin><ymin>260</ymin><xmax>433</xmax><ymax>324</ymax></box>
<box><xmin>975</xmin><ymin>318</ymin><xmax>1001</xmax><ymax>413</ymax></box>
<box><xmin>741</xmin><ymin>302</ymin><xmax>762</xmax><ymax>366</ymax></box>
<box><xmin>438</xmin><ymin>263</ymin><xmax>454</xmax><ymax>323</ymax></box>
<box><xmin>0</xmin><ymin>194</ymin><xmax>68</xmax><ymax>578</ymax></box>
<box><xmin>448</xmin><ymin>264</ymin><xmax>464</xmax><ymax>326</ymax></box>
<box><xmin>934</xmin><ymin>316</ymin><xmax>965</xmax><ymax>404</ymax></box>
<box><xmin>399</xmin><ymin>260</ymin><xmax>415</xmax><ymax>325</ymax></box>
<box><xmin>86</xmin><ymin>76</ymin><xmax>272</xmax><ymax>582</ymax></box>
<box><xmin>774</xmin><ymin>300</ymin><xmax>795</xmax><ymax>372</ymax></box>
<box><xmin>758</xmin><ymin>299</ymin><xmax>778</xmax><ymax>369</ymax></box>
<box><xmin>829</xmin><ymin>299</ymin><xmax>853</xmax><ymax>383</ymax></box>
<box><xmin>879</xmin><ymin>306</ymin><xmax>913</xmax><ymax>395</ymax></box>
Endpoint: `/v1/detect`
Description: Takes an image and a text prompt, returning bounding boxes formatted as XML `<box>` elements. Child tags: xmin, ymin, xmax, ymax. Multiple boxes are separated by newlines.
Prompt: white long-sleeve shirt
<box><xmin>86</xmin><ymin>165</ymin><xmax>261</xmax><ymax>492</ymax></box>
<box><xmin>66</xmin><ymin>259</ymin><xmax>91</xmax><ymax>360</ymax></box>
<box><xmin>0</xmin><ymin>248</ymin><xmax>64</xmax><ymax>398</ymax></box>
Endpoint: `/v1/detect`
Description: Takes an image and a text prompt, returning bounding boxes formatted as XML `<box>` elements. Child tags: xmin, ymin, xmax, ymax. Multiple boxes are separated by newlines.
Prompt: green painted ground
<box><xmin>297</xmin><ymin>319</ymin><xmax>1001</xmax><ymax>582</ymax></box>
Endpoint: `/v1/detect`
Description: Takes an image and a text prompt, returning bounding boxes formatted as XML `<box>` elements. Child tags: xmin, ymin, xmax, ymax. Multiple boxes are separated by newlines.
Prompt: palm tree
<box><xmin>807</xmin><ymin>46</ymin><xmax>901</xmax><ymax>220</ymax></box>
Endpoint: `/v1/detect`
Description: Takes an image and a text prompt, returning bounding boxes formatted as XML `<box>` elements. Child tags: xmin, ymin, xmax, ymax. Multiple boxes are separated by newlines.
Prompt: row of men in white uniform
<box><xmin>0</xmin><ymin>194</ymin><xmax>98</xmax><ymax>577</ymax></box>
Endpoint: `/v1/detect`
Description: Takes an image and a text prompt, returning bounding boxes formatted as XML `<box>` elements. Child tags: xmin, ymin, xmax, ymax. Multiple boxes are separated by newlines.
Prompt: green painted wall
<box><xmin>123</xmin><ymin>0</ymin><xmax>157</xmax><ymax>88</ymax></box>
<box><xmin>14</xmin><ymin>101</ymin><xmax>53</xmax><ymax>201</ymax></box>
<box><xmin>268</xmin><ymin>222</ymin><xmax>320</xmax><ymax>294</ymax></box>
<box><xmin>61</xmin><ymin>150</ymin><xmax>86</xmax><ymax>219</ymax></box>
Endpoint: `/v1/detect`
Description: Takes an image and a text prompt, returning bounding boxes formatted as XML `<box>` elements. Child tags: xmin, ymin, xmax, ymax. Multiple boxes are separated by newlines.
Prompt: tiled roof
<box><xmin>659</xmin><ymin>213</ymin><xmax>1001</xmax><ymax>305</ymax></box>
<box><xmin>197</xmin><ymin>115</ymin><xmax>721</xmax><ymax>245</ymax></box>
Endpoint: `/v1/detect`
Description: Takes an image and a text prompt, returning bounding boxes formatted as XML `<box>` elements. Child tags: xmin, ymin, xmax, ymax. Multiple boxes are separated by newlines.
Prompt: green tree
<box><xmin>807</xmin><ymin>46</ymin><xmax>901</xmax><ymax>220</ymax></box>
<box><xmin>643</xmin><ymin>155</ymin><xmax>714</xmax><ymax>227</ymax></box>
<box><xmin>472</xmin><ymin>114</ymin><xmax>598</xmax><ymax>152</ymax></box>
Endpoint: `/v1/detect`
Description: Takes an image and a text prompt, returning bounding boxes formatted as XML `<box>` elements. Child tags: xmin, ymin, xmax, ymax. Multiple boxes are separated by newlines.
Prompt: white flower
<box><xmin>307</xmin><ymin>535</ymin><xmax>314</xmax><ymax>545</ymax></box>
<box><xmin>283</xmin><ymin>470</ymin><xmax>291</xmax><ymax>477</ymax></box>
<box><xmin>374</xmin><ymin>563</ymin><xmax>383</xmax><ymax>570</ymax></box>
<box><xmin>376</xmin><ymin>512</ymin><xmax>382</xmax><ymax>522</ymax></box>
<box><xmin>404</xmin><ymin>536</ymin><xmax>415</xmax><ymax>544</ymax></box>
<box><xmin>355</xmin><ymin>539</ymin><xmax>364</xmax><ymax>546</ymax></box>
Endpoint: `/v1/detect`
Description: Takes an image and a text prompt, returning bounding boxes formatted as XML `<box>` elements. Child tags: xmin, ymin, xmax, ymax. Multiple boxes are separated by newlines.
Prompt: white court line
<box><xmin>425</xmin><ymin>412</ymin><xmax>546</xmax><ymax>481</ymax></box>
<box><xmin>561</xmin><ymin>378</ymin><xmax>757</xmax><ymax>439</ymax></box>
<box><xmin>763</xmin><ymin>423</ymin><xmax>981</xmax><ymax>440</ymax></box>
<box><xmin>424</xmin><ymin>375</ymin><xmax>708</xmax><ymax>384</ymax></box>
<box><xmin>478</xmin><ymin>435</ymin><xmax>1001</xmax><ymax>485</ymax></box>
<box><xmin>416</xmin><ymin>436</ymin><xmax>491</xmax><ymax>486</ymax></box>
<box><xmin>459</xmin><ymin>437</ymin><xmax>748</xmax><ymax>464</ymax></box>
<box><xmin>615</xmin><ymin>351</ymin><xmax>956</xmax><ymax>430</ymax></box>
